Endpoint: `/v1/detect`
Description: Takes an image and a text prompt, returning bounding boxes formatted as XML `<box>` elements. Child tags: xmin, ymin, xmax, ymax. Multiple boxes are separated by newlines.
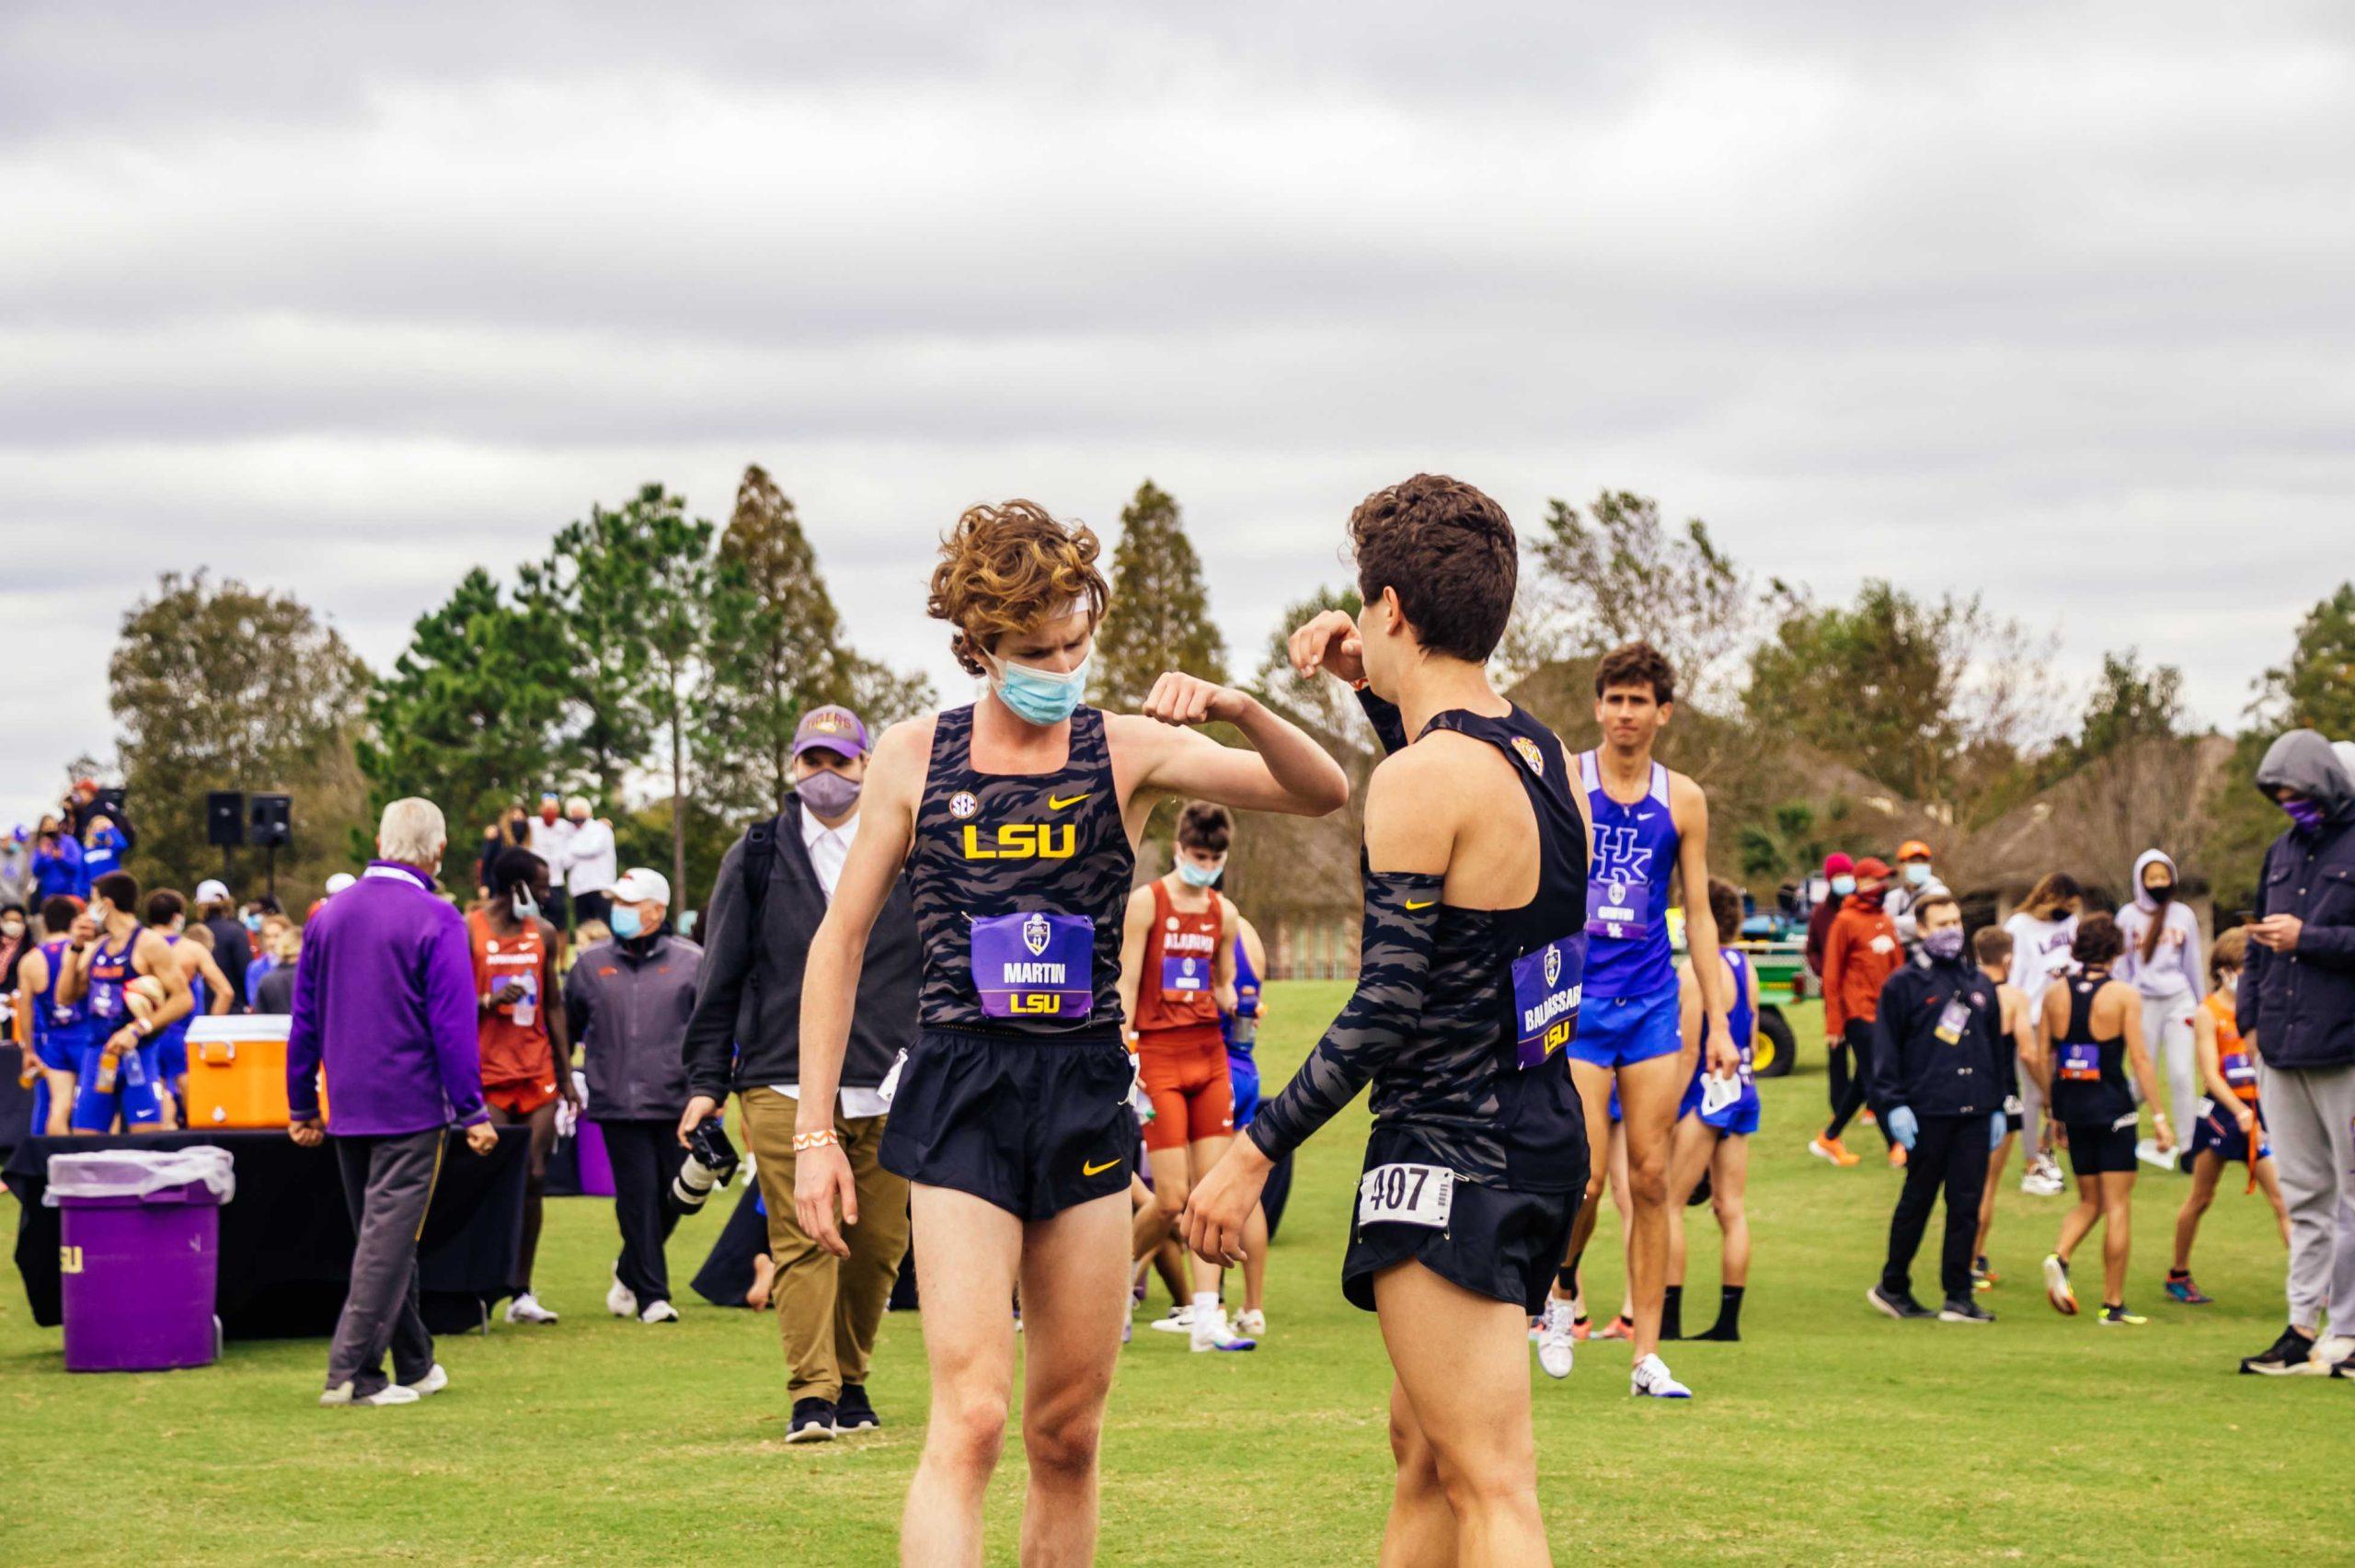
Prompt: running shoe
<box><xmin>1630</xmin><ymin>1353</ymin><xmax>1692</xmax><ymax>1399</ymax></box>
<box><xmin>1867</xmin><ymin>1285</ymin><xmax>1934</xmax><ymax>1321</ymax></box>
<box><xmin>2098</xmin><ymin>1304</ymin><xmax>2149</xmax><ymax>1327</ymax></box>
<box><xmin>319</xmin><ymin>1380</ymin><xmax>420</xmax><ymax>1407</ymax></box>
<box><xmin>2239</xmin><ymin>1325</ymin><xmax>2316</xmax><ymax>1376</ymax></box>
<box><xmin>1190</xmin><ymin>1308</ymin><xmax>1258</xmax><ymax>1353</ymax></box>
<box><xmin>1887</xmin><ymin>1144</ymin><xmax>1908</xmax><ymax>1170</ymax></box>
<box><xmin>400</xmin><ymin>1364</ymin><xmax>449</xmax><ymax>1397</ymax></box>
<box><xmin>1571</xmin><ymin>1313</ymin><xmax>1592</xmax><ymax>1341</ymax></box>
<box><xmin>606</xmin><ymin>1271</ymin><xmax>638</xmax><ymax>1319</ymax></box>
<box><xmin>1938</xmin><ymin>1298</ymin><xmax>1995</xmax><ymax>1324</ymax></box>
<box><xmin>787</xmin><ymin>1398</ymin><xmax>836</xmax><ymax>1442</ymax></box>
<box><xmin>2042</xmin><ymin>1254</ymin><xmax>2077</xmax><ymax>1316</ymax></box>
<box><xmin>1233</xmin><ymin>1309</ymin><xmax>1267</xmax><ymax>1339</ymax></box>
<box><xmin>2163</xmin><ymin>1275</ymin><xmax>2213</xmax><ymax>1306</ymax></box>
<box><xmin>503</xmin><ymin>1291</ymin><xmax>558</xmax><ymax>1325</ymax></box>
<box><xmin>1536</xmin><ymin>1297</ymin><xmax>1577</xmax><ymax>1379</ymax></box>
<box><xmin>1809</xmin><ymin>1135</ymin><xmax>1862</xmax><ymax>1167</ymax></box>
<box><xmin>1597</xmin><ymin>1313</ymin><xmax>1635</xmax><ymax>1341</ymax></box>
<box><xmin>834</xmin><ymin>1384</ymin><xmax>880</xmax><ymax>1433</ymax></box>
<box><xmin>1147</xmin><ymin>1305</ymin><xmax>1194</xmax><ymax>1334</ymax></box>
<box><xmin>1970</xmin><ymin>1256</ymin><xmax>1998</xmax><ymax>1290</ymax></box>
<box><xmin>639</xmin><ymin>1299</ymin><xmax>679</xmax><ymax>1324</ymax></box>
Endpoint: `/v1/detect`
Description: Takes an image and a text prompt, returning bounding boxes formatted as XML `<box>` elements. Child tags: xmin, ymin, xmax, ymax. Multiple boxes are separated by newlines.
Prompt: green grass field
<box><xmin>5</xmin><ymin>981</ymin><xmax>2350</xmax><ymax>1565</ymax></box>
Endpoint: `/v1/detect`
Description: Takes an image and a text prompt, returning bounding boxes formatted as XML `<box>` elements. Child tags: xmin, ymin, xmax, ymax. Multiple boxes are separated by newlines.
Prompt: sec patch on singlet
<box><xmin>948</xmin><ymin>791</ymin><xmax>980</xmax><ymax>819</ymax></box>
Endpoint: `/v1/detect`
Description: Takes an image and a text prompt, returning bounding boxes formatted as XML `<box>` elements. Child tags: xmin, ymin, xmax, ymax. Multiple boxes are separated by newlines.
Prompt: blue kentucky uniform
<box><xmin>28</xmin><ymin>935</ymin><xmax>90</xmax><ymax>1132</ymax></box>
<box><xmin>878</xmin><ymin>704</ymin><xmax>1142</xmax><ymax>1221</ymax></box>
<box><xmin>1680</xmin><ymin>947</ymin><xmax>1762</xmax><ymax>1136</ymax></box>
<box><xmin>69</xmin><ymin>927</ymin><xmax>168</xmax><ymax>1132</ymax></box>
<box><xmin>1224</xmin><ymin>933</ymin><xmax>1261</xmax><ymax>1128</ymax></box>
<box><xmin>1570</xmin><ymin>750</ymin><xmax>1683</xmax><ymax>1069</ymax></box>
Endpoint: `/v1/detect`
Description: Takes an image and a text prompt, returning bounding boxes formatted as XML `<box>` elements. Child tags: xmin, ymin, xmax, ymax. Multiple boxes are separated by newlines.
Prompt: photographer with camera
<box><xmin>563</xmin><ymin>867</ymin><xmax>705</xmax><ymax>1325</ymax></box>
<box><xmin>681</xmin><ymin>706</ymin><xmax>919</xmax><ymax>1443</ymax></box>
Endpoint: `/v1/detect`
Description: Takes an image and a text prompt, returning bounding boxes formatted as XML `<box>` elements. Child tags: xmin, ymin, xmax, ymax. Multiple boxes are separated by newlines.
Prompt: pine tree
<box><xmin>1088</xmin><ymin>479</ymin><xmax>1228</xmax><ymax>709</ymax></box>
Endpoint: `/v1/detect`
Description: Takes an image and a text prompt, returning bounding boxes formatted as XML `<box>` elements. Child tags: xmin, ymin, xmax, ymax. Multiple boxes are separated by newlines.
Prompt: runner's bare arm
<box><xmin>2191</xmin><ymin>1007</ymin><xmax>2241</xmax><ymax>1120</ymax></box>
<box><xmin>1120</xmin><ymin>678</ymin><xmax>1350</xmax><ymax>821</ymax></box>
<box><xmin>195</xmin><ymin>948</ymin><xmax>233</xmax><ymax>1013</ymax></box>
<box><xmin>2119</xmin><ymin>988</ymin><xmax>2172</xmax><ymax>1150</ymax></box>
<box><xmin>1116</xmin><ymin>885</ymin><xmax>1154</xmax><ymax>1042</ymax></box>
<box><xmin>135</xmin><ymin>929</ymin><xmax>194</xmax><ymax>1033</ymax></box>
<box><xmin>539</xmin><ymin>917</ymin><xmax>575</xmax><ymax>1105</ymax></box>
<box><xmin>1670</xmin><ymin>776</ymin><xmax>1736</xmax><ymax>1073</ymax></box>
<box><xmin>794</xmin><ymin>720</ymin><xmax>927</xmax><ymax>1259</ymax></box>
<box><xmin>1213</xmin><ymin>897</ymin><xmax>1239</xmax><ymax>1016</ymax></box>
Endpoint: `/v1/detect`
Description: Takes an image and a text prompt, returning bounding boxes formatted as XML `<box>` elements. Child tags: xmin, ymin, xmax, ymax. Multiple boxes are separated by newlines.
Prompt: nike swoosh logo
<box><xmin>1048</xmin><ymin>793</ymin><xmax>1091</xmax><ymax>811</ymax></box>
<box><xmin>1082</xmin><ymin>1158</ymin><xmax>1120</xmax><ymax>1176</ymax></box>
<box><xmin>1405</xmin><ymin>899</ymin><xmax>1436</xmax><ymax>910</ymax></box>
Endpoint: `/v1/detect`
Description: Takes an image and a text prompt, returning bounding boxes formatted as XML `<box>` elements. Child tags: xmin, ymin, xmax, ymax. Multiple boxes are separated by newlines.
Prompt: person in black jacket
<box><xmin>2237</xmin><ymin>729</ymin><xmax>2355</xmax><ymax>1377</ymax></box>
<box><xmin>193</xmin><ymin>879</ymin><xmax>252</xmax><ymax>1011</ymax></box>
<box><xmin>1865</xmin><ymin>894</ymin><xmax>2007</xmax><ymax>1324</ymax></box>
<box><xmin>679</xmin><ymin>705</ymin><xmax>920</xmax><ymax>1441</ymax></box>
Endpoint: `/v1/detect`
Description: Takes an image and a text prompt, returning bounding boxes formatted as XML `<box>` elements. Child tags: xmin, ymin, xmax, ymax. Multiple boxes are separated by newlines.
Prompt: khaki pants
<box><xmin>739</xmin><ymin>1087</ymin><xmax>912</xmax><ymax>1403</ymax></box>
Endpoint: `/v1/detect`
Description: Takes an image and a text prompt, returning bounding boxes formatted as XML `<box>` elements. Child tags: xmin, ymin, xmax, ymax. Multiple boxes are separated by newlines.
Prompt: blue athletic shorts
<box><xmin>1228</xmin><ymin>1053</ymin><xmax>1260</xmax><ymax>1130</ymax></box>
<box><xmin>1568</xmin><ymin>985</ymin><xmax>1682</xmax><ymax>1070</ymax></box>
<box><xmin>156</xmin><ymin>1024</ymin><xmax>189</xmax><ymax>1083</ymax></box>
<box><xmin>2191</xmin><ymin>1100</ymin><xmax>2269</xmax><ymax>1164</ymax></box>
<box><xmin>70</xmin><ymin>1038</ymin><xmax>169</xmax><ymax>1131</ymax></box>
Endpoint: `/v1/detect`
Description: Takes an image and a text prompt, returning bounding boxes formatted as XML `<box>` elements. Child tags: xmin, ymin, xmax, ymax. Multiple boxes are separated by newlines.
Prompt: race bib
<box><xmin>88</xmin><ymin>980</ymin><xmax>121</xmax><ymax>1021</ymax></box>
<box><xmin>2058</xmin><ymin>1042</ymin><xmax>2100</xmax><ymax>1082</ymax></box>
<box><xmin>1510</xmin><ymin>935</ymin><xmax>1586</xmax><ymax>1069</ymax></box>
<box><xmin>1935</xmin><ymin>999</ymin><xmax>1971</xmax><ymax>1045</ymax></box>
<box><xmin>1160</xmin><ymin>953</ymin><xmax>1210</xmax><ymax>994</ymax></box>
<box><xmin>1358</xmin><ymin>1162</ymin><xmax>1454</xmax><ymax>1230</ymax></box>
<box><xmin>1585</xmin><ymin>876</ymin><xmax>1652</xmax><ymax>940</ymax></box>
<box><xmin>1699</xmin><ymin>1071</ymin><xmax>1743</xmax><ymax>1117</ymax></box>
<box><xmin>2222</xmin><ymin>1051</ymin><xmax>2257</xmax><ymax>1093</ymax></box>
<box><xmin>971</xmin><ymin>912</ymin><xmax>1094</xmax><ymax>1020</ymax></box>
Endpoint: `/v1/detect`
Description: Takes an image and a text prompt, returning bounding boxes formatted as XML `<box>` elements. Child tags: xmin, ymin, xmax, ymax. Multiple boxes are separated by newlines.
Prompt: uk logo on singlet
<box><xmin>1587</xmin><ymin>825</ymin><xmax>1655</xmax><ymax>938</ymax></box>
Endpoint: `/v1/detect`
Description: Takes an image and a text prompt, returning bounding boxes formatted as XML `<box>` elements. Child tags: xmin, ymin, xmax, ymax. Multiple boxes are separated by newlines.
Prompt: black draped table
<box><xmin>6</xmin><ymin>1127</ymin><xmax>528</xmax><ymax>1338</ymax></box>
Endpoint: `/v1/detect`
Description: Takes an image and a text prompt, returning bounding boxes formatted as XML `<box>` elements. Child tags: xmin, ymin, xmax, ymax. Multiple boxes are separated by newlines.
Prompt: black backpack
<box><xmin>738</xmin><ymin>805</ymin><xmax>793</xmax><ymax>922</ymax></box>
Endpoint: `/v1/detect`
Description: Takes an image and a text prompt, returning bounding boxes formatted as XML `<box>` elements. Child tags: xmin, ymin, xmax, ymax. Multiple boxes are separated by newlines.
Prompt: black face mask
<box><xmin>2147</xmin><ymin>882</ymin><xmax>2175</xmax><ymax>905</ymax></box>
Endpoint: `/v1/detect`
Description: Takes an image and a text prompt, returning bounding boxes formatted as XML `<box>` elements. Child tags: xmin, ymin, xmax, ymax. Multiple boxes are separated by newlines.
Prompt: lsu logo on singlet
<box><xmin>961</xmin><ymin>822</ymin><xmax>1078</xmax><ymax>860</ymax></box>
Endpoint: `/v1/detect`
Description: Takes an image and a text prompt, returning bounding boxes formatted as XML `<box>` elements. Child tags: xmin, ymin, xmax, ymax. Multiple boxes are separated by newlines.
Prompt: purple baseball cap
<box><xmin>792</xmin><ymin>704</ymin><xmax>870</xmax><ymax>760</ymax></box>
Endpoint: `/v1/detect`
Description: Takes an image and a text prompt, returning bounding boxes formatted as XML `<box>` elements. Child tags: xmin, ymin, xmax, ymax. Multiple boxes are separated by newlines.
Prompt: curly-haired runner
<box><xmin>1188</xmin><ymin>474</ymin><xmax>1595</xmax><ymax>1566</ymax></box>
<box><xmin>791</xmin><ymin>498</ymin><xmax>1348</xmax><ymax>1565</ymax></box>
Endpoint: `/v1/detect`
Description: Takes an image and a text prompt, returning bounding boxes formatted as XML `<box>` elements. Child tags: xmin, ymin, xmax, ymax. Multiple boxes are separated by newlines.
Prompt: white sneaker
<box><xmin>402</xmin><ymin>1363</ymin><xmax>448</xmax><ymax>1397</ymax></box>
<box><xmin>1190</xmin><ymin>1307</ymin><xmax>1258</xmax><ymax>1353</ymax></box>
<box><xmin>639</xmin><ymin>1299</ymin><xmax>680</xmax><ymax>1324</ymax></box>
<box><xmin>1148</xmin><ymin>1305</ymin><xmax>1195</xmax><ymax>1334</ymax></box>
<box><xmin>320</xmin><ymin>1379</ymin><xmax>420</xmax><ymax>1407</ymax></box>
<box><xmin>606</xmin><ymin>1273</ymin><xmax>638</xmax><ymax>1319</ymax></box>
<box><xmin>504</xmin><ymin>1292</ymin><xmax>558</xmax><ymax>1325</ymax></box>
<box><xmin>2309</xmin><ymin>1334</ymin><xmax>2355</xmax><ymax>1374</ymax></box>
<box><xmin>1629</xmin><ymin>1353</ymin><xmax>1691</xmax><ymax>1399</ymax></box>
<box><xmin>1233</xmin><ymin>1309</ymin><xmax>1267</xmax><ymax>1339</ymax></box>
<box><xmin>1535</xmin><ymin>1298</ymin><xmax>1577</xmax><ymax>1379</ymax></box>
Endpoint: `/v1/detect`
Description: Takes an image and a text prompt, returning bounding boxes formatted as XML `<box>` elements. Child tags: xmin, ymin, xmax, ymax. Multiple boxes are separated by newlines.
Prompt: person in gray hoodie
<box><xmin>2235</xmin><ymin>729</ymin><xmax>2355</xmax><ymax>1378</ymax></box>
<box><xmin>2115</xmin><ymin>848</ymin><xmax>2206</xmax><ymax>1164</ymax></box>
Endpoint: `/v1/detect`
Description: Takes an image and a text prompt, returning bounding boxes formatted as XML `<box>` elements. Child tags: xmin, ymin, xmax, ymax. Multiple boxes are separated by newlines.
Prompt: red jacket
<box><xmin>1823</xmin><ymin>899</ymin><xmax>1903</xmax><ymax>1036</ymax></box>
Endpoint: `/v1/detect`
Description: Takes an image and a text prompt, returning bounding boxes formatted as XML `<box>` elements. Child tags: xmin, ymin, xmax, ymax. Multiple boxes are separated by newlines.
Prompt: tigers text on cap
<box><xmin>608</xmin><ymin>867</ymin><xmax>672</xmax><ymax>906</ymax></box>
<box><xmin>792</xmin><ymin>705</ymin><xmax>870</xmax><ymax>760</ymax></box>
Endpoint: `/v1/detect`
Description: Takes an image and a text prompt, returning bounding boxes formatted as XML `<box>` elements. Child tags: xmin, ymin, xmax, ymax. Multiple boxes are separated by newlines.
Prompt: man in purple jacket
<box><xmin>287</xmin><ymin>797</ymin><xmax>498</xmax><ymax>1407</ymax></box>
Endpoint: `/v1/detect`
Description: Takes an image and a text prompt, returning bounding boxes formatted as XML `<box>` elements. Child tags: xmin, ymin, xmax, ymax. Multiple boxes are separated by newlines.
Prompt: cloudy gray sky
<box><xmin>6</xmin><ymin>2</ymin><xmax>2351</xmax><ymax>837</ymax></box>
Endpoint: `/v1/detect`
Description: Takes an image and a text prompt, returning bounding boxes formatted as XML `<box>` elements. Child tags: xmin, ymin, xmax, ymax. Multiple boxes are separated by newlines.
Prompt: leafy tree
<box><xmin>1736</xmin><ymin>798</ymin><xmax>1856</xmax><ymax>885</ymax></box>
<box><xmin>1510</xmin><ymin>491</ymin><xmax>1751</xmax><ymax>703</ymax></box>
<box><xmin>1744</xmin><ymin>578</ymin><xmax>2058</xmax><ymax>814</ymax></box>
<box><xmin>2206</xmin><ymin>580</ymin><xmax>2355</xmax><ymax>912</ymax></box>
<box><xmin>634</xmin><ymin>490</ymin><xmax>718</xmax><ymax>903</ymax></box>
<box><xmin>361</xmin><ymin>568</ymin><xmax>569</xmax><ymax>856</ymax></box>
<box><xmin>516</xmin><ymin>496</ymin><xmax>662</xmax><ymax>800</ymax></box>
<box><xmin>699</xmin><ymin>465</ymin><xmax>935</xmax><ymax>819</ymax></box>
<box><xmin>1252</xmin><ymin>583</ymin><xmax>1367</xmax><ymax>745</ymax></box>
<box><xmin>1089</xmin><ymin>479</ymin><xmax>1228</xmax><ymax>708</ymax></box>
<box><xmin>2063</xmin><ymin>648</ymin><xmax>2188</xmax><ymax>768</ymax></box>
<box><xmin>109</xmin><ymin>572</ymin><xmax>373</xmax><ymax>908</ymax></box>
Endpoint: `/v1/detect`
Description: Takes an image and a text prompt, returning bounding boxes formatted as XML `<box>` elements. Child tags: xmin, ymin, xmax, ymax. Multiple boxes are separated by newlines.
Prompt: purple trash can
<box><xmin>574</xmin><ymin>1118</ymin><xmax>616</xmax><ymax>1197</ymax></box>
<box><xmin>59</xmin><ymin>1180</ymin><xmax>224</xmax><ymax>1372</ymax></box>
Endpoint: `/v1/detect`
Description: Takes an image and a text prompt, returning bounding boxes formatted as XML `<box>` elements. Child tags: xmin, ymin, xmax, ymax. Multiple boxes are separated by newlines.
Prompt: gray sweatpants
<box><xmin>2258</xmin><ymin>1061</ymin><xmax>2355</xmax><ymax>1333</ymax></box>
<box><xmin>327</xmin><ymin>1127</ymin><xmax>446</xmax><ymax>1395</ymax></box>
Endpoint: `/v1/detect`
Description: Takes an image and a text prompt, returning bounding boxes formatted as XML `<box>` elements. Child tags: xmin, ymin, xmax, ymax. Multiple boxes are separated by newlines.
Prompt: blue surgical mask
<box><xmin>990</xmin><ymin>651</ymin><xmax>1091</xmax><ymax>727</ymax></box>
<box><xmin>511</xmin><ymin>887</ymin><xmax>539</xmax><ymax>920</ymax></box>
<box><xmin>1831</xmin><ymin>876</ymin><xmax>1856</xmax><ymax>898</ymax></box>
<box><xmin>1178</xmin><ymin>858</ymin><xmax>1225</xmax><ymax>889</ymax></box>
<box><xmin>1904</xmin><ymin>862</ymin><xmax>1933</xmax><ymax>887</ymax></box>
<box><xmin>241</xmin><ymin>913</ymin><xmax>263</xmax><ymax>933</ymax></box>
<box><xmin>609</xmin><ymin>904</ymin><xmax>643</xmax><ymax>940</ymax></box>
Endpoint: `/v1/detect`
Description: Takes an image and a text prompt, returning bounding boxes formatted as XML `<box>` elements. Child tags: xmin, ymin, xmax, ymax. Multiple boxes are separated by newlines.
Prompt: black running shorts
<box><xmin>2062</xmin><ymin>1116</ymin><xmax>2139</xmax><ymax>1177</ymax></box>
<box><xmin>879</xmin><ymin>1028</ymin><xmax>1136</xmax><ymax>1221</ymax></box>
<box><xmin>1340</xmin><ymin>1125</ymin><xmax>1581</xmax><ymax>1316</ymax></box>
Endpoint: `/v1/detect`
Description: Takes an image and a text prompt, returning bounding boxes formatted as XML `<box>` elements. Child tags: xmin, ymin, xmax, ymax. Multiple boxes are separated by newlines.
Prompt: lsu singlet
<box><xmin>911</xmin><ymin>704</ymin><xmax>1133</xmax><ymax>1035</ymax></box>
<box><xmin>1578</xmin><ymin>750</ymin><xmax>1680</xmax><ymax>1000</ymax></box>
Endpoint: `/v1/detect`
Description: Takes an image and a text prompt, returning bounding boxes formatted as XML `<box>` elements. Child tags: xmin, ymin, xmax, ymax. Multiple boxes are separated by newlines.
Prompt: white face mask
<box><xmin>2221</xmin><ymin>972</ymin><xmax>2240</xmax><ymax>1000</ymax></box>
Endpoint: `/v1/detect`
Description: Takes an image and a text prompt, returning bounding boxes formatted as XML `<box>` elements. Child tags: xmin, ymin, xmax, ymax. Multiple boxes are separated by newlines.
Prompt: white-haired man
<box><xmin>287</xmin><ymin>797</ymin><xmax>499</xmax><ymax>1406</ymax></box>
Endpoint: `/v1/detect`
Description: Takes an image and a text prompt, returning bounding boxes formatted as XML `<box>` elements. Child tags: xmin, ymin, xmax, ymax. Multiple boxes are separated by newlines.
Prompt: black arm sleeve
<box><xmin>1356</xmin><ymin>688</ymin><xmax>1410</xmax><ymax>756</ymax></box>
<box><xmin>681</xmin><ymin>837</ymin><xmax>752</xmax><ymax>1100</ymax></box>
<box><xmin>1247</xmin><ymin>868</ymin><xmax>1444</xmax><ymax>1161</ymax></box>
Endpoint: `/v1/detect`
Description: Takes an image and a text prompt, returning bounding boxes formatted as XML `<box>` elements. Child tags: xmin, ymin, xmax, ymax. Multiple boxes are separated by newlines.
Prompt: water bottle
<box><xmin>512</xmin><ymin>969</ymin><xmax>538</xmax><ymax>1029</ymax></box>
